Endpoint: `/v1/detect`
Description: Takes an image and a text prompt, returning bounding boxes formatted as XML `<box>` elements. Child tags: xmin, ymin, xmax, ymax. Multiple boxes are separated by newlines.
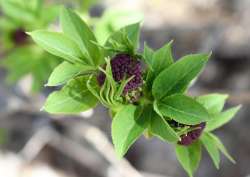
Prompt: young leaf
<box><xmin>29</xmin><ymin>30</ymin><xmax>84</xmax><ymax>64</ymax></box>
<box><xmin>152</xmin><ymin>40</ymin><xmax>174</xmax><ymax>75</ymax></box>
<box><xmin>200</xmin><ymin>132</ymin><xmax>220</xmax><ymax>169</ymax></box>
<box><xmin>105</xmin><ymin>22</ymin><xmax>140</xmax><ymax>52</ymax></box>
<box><xmin>112</xmin><ymin>105</ymin><xmax>150</xmax><ymax>157</ymax></box>
<box><xmin>95</xmin><ymin>9</ymin><xmax>143</xmax><ymax>44</ymax></box>
<box><xmin>157</xmin><ymin>94</ymin><xmax>210</xmax><ymax>125</ymax></box>
<box><xmin>150</xmin><ymin>110</ymin><xmax>179</xmax><ymax>143</ymax></box>
<box><xmin>47</xmin><ymin>61</ymin><xmax>95</xmax><ymax>86</ymax></box>
<box><xmin>152</xmin><ymin>53</ymin><xmax>210</xmax><ymax>100</ymax></box>
<box><xmin>143</xmin><ymin>43</ymin><xmax>154</xmax><ymax>71</ymax></box>
<box><xmin>197</xmin><ymin>94</ymin><xmax>228</xmax><ymax>114</ymax></box>
<box><xmin>205</xmin><ymin>105</ymin><xmax>241</xmax><ymax>131</ymax></box>
<box><xmin>207</xmin><ymin>132</ymin><xmax>235</xmax><ymax>163</ymax></box>
<box><xmin>125</xmin><ymin>22</ymin><xmax>140</xmax><ymax>49</ymax></box>
<box><xmin>60</xmin><ymin>7</ymin><xmax>101</xmax><ymax>65</ymax></box>
<box><xmin>44</xmin><ymin>76</ymin><xmax>97</xmax><ymax>114</ymax></box>
<box><xmin>145</xmin><ymin>41</ymin><xmax>174</xmax><ymax>90</ymax></box>
<box><xmin>175</xmin><ymin>141</ymin><xmax>202</xmax><ymax>177</ymax></box>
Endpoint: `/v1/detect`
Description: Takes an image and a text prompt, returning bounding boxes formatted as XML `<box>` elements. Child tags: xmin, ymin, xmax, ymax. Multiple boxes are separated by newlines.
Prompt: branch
<box><xmin>19</xmin><ymin>126</ymin><xmax>106</xmax><ymax>176</ymax></box>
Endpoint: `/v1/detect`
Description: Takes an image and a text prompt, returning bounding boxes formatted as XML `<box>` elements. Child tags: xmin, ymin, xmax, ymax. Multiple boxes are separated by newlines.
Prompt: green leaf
<box><xmin>1</xmin><ymin>46</ymin><xmax>59</xmax><ymax>92</ymax></box>
<box><xmin>150</xmin><ymin>110</ymin><xmax>179</xmax><ymax>143</ymax></box>
<box><xmin>105</xmin><ymin>22</ymin><xmax>140</xmax><ymax>53</ymax></box>
<box><xmin>47</xmin><ymin>61</ymin><xmax>94</xmax><ymax>86</ymax></box>
<box><xmin>201</xmin><ymin>132</ymin><xmax>220</xmax><ymax>169</ymax></box>
<box><xmin>44</xmin><ymin>76</ymin><xmax>97</xmax><ymax>114</ymax></box>
<box><xmin>30</xmin><ymin>52</ymin><xmax>59</xmax><ymax>92</ymax></box>
<box><xmin>28</xmin><ymin>0</ymin><xmax>43</xmax><ymax>13</ymax></box>
<box><xmin>143</xmin><ymin>43</ymin><xmax>154</xmax><ymax>70</ymax></box>
<box><xmin>207</xmin><ymin>132</ymin><xmax>235</xmax><ymax>163</ymax></box>
<box><xmin>86</xmin><ymin>75</ymin><xmax>101</xmax><ymax>100</ymax></box>
<box><xmin>60</xmin><ymin>7</ymin><xmax>101</xmax><ymax>65</ymax></box>
<box><xmin>23</xmin><ymin>0</ymin><xmax>43</xmax><ymax>15</ymax></box>
<box><xmin>152</xmin><ymin>40</ymin><xmax>174</xmax><ymax>75</ymax></box>
<box><xmin>125</xmin><ymin>22</ymin><xmax>140</xmax><ymax>49</ymax></box>
<box><xmin>197</xmin><ymin>94</ymin><xmax>228</xmax><ymax>114</ymax></box>
<box><xmin>157</xmin><ymin>94</ymin><xmax>210</xmax><ymax>125</ymax></box>
<box><xmin>0</xmin><ymin>17</ymin><xmax>17</xmax><ymax>30</ymax></box>
<box><xmin>1</xmin><ymin>46</ymin><xmax>35</xmax><ymax>83</ymax></box>
<box><xmin>95</xmin><ymin>9</ymin><xmax>143</xmax><ymax>44</ymax></box>
<box><xmin>176</xmin><ymin>141</ymin><xmax>202</xmax><ymax>177</ymax></box>
<box><xmin>0</xmin><ymin>0</ymin><xmax>35</xmax><ymax>23</ymax></box>
<box><xmin>205</xmin><ymin>105</ymin><xmax>241</xmax><ymax>131</ymax></box>
<box><xmin>29</xmin><ymin>30</ymin><xmax>84</xmax><ymax>64</ymax></box>
<box><xmin>40</xmin><ymin>5</ymin><xmax>60</xmax><ymax>27</ymax></box>
<box><xmin>112</xmin><ymin>105</ymin><xmax>150</xmax><ymax>157</ymax></box>
<box><xmin>145</xmin><ymin>41</ymin><xmax>174</xmax><ymax>91</ymax></box>
<box><xmin>152</xmin><ymin>53</ymin><xmax>210</xmax><ymax>100</ymax></box>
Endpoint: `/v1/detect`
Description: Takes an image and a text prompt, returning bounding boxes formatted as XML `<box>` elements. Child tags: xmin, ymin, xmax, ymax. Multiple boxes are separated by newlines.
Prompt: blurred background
<box><xmin>0</xmin><ymin>0</ymin><xmax>249</xmax><ymax>177</ymax></box>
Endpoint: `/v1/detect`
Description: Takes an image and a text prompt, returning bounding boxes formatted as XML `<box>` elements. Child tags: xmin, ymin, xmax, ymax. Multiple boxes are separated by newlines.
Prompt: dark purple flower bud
<box><xmin>178</xmin><ymin>122</ymin><xmax>206</xmax><ymax>146</ymax></box>
<box><xmin>97</xmin><ymin>54</ymin><xmax>143</xmax><ymax>98</ymax></box>
<box><xmin>12</xmin><ymin>28</ymin><xmax>28</xmax><ymax>45</ymax></box>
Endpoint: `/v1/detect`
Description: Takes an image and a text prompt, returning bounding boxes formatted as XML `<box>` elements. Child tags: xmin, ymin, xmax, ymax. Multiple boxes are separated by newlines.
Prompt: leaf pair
<box><xmin>60</xmin><ymin>7</ymin><xmax>101</xmax><ymax>65</ymax></box>
<box><xmin>144</xmin><ymin>41</ymin><xmax>174</xmax><ymax>90</ymax></box>
<box><xmin>144</xmin><ymin>43</ymin><xmax>213</xmax><ymax>126</ymax></box>
<box><xmin>111</xmin><ymin>43</ymin><xmax>212</xmax><ymax>159</ymax></box>
<box><xmin>176</xmin><ymin>93</ymin><xmax>241</xmax><ymax>176</ymax></box>
<box><xmin>30</xmin><ymin>7</ymin><xmax>143</xmax><ymax>114</ymax></box>
<box><xmin>28</xmin><ymin>7</ymin><xmax>103</xmax><ymax>112</ymax></box>
<box><xmin>176</xmin><ymin>141</ymin><xmax>201</xmax><ymax>177</ymax></box>
<box><xmin>176</xmin><ymin>130</ymin><xmax>237</xmax><ymax>177</ymax></box>
<box><xmin>197</xmin><ymin>93</ymin><xmax>240</xmax><ymax>169</ymax></box>
<box><xmin>176</xmin><ymin>131</ymin><xmax>236</xmax><ymax>177</ymax></box>
<box><xmin>150</xmin><ymin>53</ymin><xmax>212</xmax><ymax>126</ymax></box>
<box><xmin>112</xmin><ymin>103</ymin><xmax>180</xmax><ymax>158</ymax></box>
<box><xmin>112</xmin><ymin>105</ymin><xmax>149</xmax><ymax>157</ymax></box>
<box><xmin>95</xmin><ymin>9</ymin><xmax>143</xmax><ymax>44</ymax></box>
<box><xmin>201</xmin><ymin>132</ymin><xmax>236</xmax><ymax>167</ymax></box>
<box><xmin>152</xmin><ymin>53</ymin><xmax>211</xmax><ymax>99</ymax></box>
<box><xmin>29</xmin><ymin>7</ymin><xmax>101</xmax><ymax>69</ymax></box>
<box><xmin>104</xmin><ymin>22</ymin><xmax>140</xmax><ymax>56</ymax></box>
<box><xmin>196</xmin><ymin>93</ymin><xmax>241</xmax><ymax>132</ymax></box>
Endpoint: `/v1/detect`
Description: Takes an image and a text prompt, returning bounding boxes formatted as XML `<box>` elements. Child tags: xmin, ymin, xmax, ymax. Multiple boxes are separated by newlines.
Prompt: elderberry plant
<box><xmin>29</xmin><ymin>7</ymin><xmax>241</xmax><ymax>177</ymax></box>
<box><xmin>0</xmin><ymin>0</ymin><xmax>60</xmax><ymax>91</ymax></box>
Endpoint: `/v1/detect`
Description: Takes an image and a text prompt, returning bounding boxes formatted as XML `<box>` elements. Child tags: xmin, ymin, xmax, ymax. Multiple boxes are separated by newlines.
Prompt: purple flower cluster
<box><xmin>97</xmin><ymin>54</ymin><xmax>143</xmax><ymax>94</ymax></box>
<box><xmin>12</xmin><ymin>28</ymin><xmax>28</xmax><ymax>45</ymax></box>
<box><xmin>178</xmin><ymin>122</ymin><xmax>206</xmax><ymax>146</ymax></box>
